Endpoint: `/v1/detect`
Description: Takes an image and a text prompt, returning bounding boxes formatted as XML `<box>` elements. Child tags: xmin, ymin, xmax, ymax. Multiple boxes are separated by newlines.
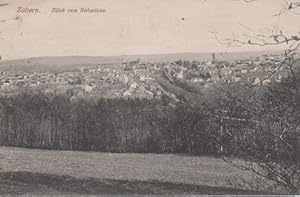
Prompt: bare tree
<box><xmin>210</xmin><ymin>0</ymin><xmax>300</xmax><ymax>194</ymax></box>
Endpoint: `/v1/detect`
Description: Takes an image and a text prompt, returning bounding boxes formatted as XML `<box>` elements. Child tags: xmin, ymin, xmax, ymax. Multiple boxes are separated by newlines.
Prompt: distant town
<box><xmin>0</xmin><ymin>53</ymin><xmax>290</xmax><ymax>101</ymax></box>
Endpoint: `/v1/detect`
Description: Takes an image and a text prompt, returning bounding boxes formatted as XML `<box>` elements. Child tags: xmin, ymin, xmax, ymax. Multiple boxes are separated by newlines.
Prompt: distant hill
<box><xmin>0</xmin><ymin>51</ymin><xmax>283</xmax><ymax>73</ymax></box>
<box><xmin>0</xmin><ymin>56</ymin><xmax>123</xmax><ymax>73</ymax></box>
<box><xmin>120</xmin><ymin>50</ymin><xmax>283</xmax><ymax>62</ymax></box>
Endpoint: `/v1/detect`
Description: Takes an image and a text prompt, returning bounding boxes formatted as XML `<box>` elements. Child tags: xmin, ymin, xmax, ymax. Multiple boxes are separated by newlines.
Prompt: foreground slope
<box><xmin>0</xmin><ymin>147</ymin><xmax>263</xmax><ymax>195</ymax></box>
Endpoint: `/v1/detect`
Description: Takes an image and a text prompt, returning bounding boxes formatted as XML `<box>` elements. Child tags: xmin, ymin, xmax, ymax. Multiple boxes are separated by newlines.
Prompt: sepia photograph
<box><xmin>0</xmin><ymin>0</ymin><xmax>299</xmax><ymax>195</ymax></box>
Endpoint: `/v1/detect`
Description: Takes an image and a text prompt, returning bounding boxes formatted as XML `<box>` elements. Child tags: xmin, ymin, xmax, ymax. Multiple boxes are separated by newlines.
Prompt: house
<box><xmin>130</xmin><ymin>82</ymin><xmax>138</xmax><ymax>89</ymax></box>
<box><xmin>3</xmin><ymin>80</ymin><xmax>10</xmax><ymax>87</ymax></box>
<box><xmin>176</xmin><ymin>70</ymin><xmax>184</xmax><ymax>79</ymax></box>
<box><xmin>80</xmin><ymin>67</ymin><xmax>89</xmax><ymax>73</ymax></box>
<box><xmin>192</xmin><ymin>77</ymin><xmax>204</xmax><ymax>83</ymax></box>
<box><xmin>241</xmin><ymin>69</ymin><xmax>248</xmax><ymax>74</ymax></box>
<box><xmin>122</xmin><ymin>61</ymin><xmax>127</xmax><ymax>67</ymax></box>
<box><xmin>250</xmin><ymin>66</ymin><xmax>258</xmax><ymax>73</ymax></box>
<box><xmin>240</xmin><ymin>59</ymin><xmax>252</xmax><ymax>64</ymax></box>
<box><xmin>209</xmin><ymin>69</ymin><xmax>218</xmax><ymax>76</ymax></box>
<box><xmin>120</xmin><ymin>74</ymin><xmax>129</xmax><ymax>84</ymax></box>
<box><xmin>206</xmin><ymin>61</ymin><xmax>212</xmax><ymax>65</ymax></box>
<box><xmin>89</xmin><ymin>68</ymin><xmax>97</xmax><ymax>74</ymax></box>
<box><xmin>140</xmin><ymin>86</ymin><xmax>154</xmax><ymax>99</ymax></box>
<box><xmin>123</xmin><ymin>89</ymin><xmax>132</xmax><ymax>96</ymax></box>
<box><xmin>139</xmin><ymin>75</ymin><xmax>146</xmax><ymax>82</ymax></box>
<box><xmin>262</xmin><ymin>79</ymin><xmax>271</xmax><ymax>85</ymax></box>
<box><xmin>156</xmin><ymin>89</ymin><xmax>162</xmax><ymax>96</ymax></box>
<box><xmin>149</xmin><ymin>84</ymin><xmax>158</xmax><ymax>92</ymax></box>
<box><xmin>232</xmin><ymin>75</ymin><xmax>242</xmax><ymax>82</ymax></box>
<box><xmin>220</xmin><ymin>68</ymin><xmax>232</xmax><ymax>76</ymax></box>
<box><xmin>253</xmin><ymin>77</ymin><xmax>261</xmax><ymax>85</ymax></box>
<box><xmin>153</xmin><ymin>64</ymin><xmax>160</xmax><ymax>70</ymax></box>
<box><xmin>29</xmin><ymin>81</ymin><xmax>38</xmax><ymax>87</ymax></box>
<box><xmin>124</xmin><ymin>64</ymin><xmax>134</xmax><ymax>71</ymax></box>
<box><xmin>136</xmin><ymin>62</ymin><xmax>147</xmax><ymax>70</ymax></box>
<box><xmin>97</xmin><ymin>65</ymin><xmax>102</xmax><ymax>72</ymax></box>
<box><xmin>275</xmin><ymin>74</ymin><xmax>282</xmax><ymax>82</ymax></box>
<box><xmin>16</xmin><ymin>81</ymin><xmax>25</xmax><ymax>88</ymax></box>
<box><xmin>83</xmin><ymin>83</ymin><xmax>95</xmax><ymax>92</ymax></box>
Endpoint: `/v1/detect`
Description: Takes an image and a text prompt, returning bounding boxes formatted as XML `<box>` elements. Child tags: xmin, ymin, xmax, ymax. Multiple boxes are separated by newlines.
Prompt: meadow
<box><xmin>0</xmin><ymin>146</ymin><xmax>262</xmax><ymax>195</ymax></box>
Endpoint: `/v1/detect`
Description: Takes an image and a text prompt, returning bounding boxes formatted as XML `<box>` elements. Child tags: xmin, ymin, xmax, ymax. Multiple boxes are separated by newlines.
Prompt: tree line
<box><xmin>0</xmin><ymin>92</ymin><xmax>220</xmax><ymax>154</ymax></box>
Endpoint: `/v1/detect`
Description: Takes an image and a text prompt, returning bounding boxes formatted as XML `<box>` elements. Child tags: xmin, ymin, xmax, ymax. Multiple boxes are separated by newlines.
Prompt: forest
<box><xmin>0</xmin><ymin>91</ymin><xmax>220</xmax><ymax>154</ymax></box>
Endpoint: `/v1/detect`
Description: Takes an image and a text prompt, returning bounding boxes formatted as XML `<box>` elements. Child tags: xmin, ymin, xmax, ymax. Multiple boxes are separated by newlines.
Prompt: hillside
<box><xmin>0</xmin><ymin>56</ymin><xmax>123</xmax><ymax>73</ymax></box>
<box><xmin>0</xmin><ymin>147</ymin><xmax>262</xmax><ymax>195</ymax></box>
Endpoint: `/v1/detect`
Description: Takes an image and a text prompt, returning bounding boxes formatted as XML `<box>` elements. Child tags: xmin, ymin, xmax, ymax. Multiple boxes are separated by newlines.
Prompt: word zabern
<box><xmin>17</xmin><ymin>7</ymin><xmax>40</xmax><ymax>14</ymax></box>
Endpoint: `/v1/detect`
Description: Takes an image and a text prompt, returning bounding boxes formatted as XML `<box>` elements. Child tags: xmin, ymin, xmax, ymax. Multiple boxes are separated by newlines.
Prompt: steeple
<box><xmin>212</xmin><ymin>52</ymin><xmax>216</xmax><ymax>62</ymax></box>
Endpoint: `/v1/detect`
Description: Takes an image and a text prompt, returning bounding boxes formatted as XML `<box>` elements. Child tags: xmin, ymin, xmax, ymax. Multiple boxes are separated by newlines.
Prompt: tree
<box><xmin>210</xmin><ymin>0</ymin><xmax>300</xmax><ymax>193</ymax></box>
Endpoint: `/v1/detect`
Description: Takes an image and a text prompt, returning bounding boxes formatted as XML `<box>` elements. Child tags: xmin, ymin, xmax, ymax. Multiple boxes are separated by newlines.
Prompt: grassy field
<box><xmin>0</xmin><ymin>146</ymin><xmax>262</xmax><ymax>195</ymax></box>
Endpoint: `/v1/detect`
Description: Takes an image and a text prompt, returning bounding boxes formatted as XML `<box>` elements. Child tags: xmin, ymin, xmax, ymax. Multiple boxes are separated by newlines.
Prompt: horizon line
<box><xmin>1</xmin><ymin>49</ymin><xmax>284</xmax><ymax>61</ymax></box>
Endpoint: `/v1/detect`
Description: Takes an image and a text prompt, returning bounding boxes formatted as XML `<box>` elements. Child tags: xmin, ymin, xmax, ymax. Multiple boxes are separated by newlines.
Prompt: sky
<box><xmin>0</xmin><ymin>0</ymin><xmax>299</xmax><ymax>60</ymax></box>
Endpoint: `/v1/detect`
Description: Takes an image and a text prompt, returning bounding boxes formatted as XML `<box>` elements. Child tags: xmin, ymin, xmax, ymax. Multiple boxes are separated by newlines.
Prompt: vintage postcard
<box><xmin>0</xmin><ymin>0</ymin><xmax>299</xmax><ymax>195</ymax></box>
